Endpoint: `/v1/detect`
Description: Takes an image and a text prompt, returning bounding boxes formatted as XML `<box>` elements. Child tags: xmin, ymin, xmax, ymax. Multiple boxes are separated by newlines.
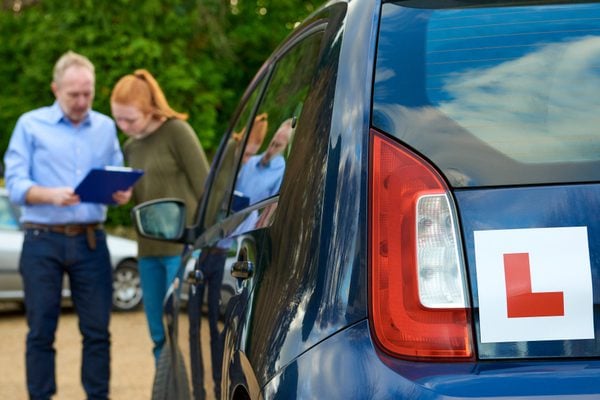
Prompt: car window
<box><xmin>232</xmin><ymin>31</ymin><xmax>325</xmax><ymax>208</ymax></box>
<box><xmin>373</xmin><ymin>1</ymin><xmax>600</xmax><ymax>186</ymax></box>
<box><xmin>201</xmin><ymin>78</ymin><xmax>267</xmax><ymax>229</ymax></box>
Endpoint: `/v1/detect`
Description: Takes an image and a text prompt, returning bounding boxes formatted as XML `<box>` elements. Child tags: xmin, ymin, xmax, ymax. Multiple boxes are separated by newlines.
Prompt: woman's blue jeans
<box><xmin>138</xmin><ymin>255</ymin><xmax>181</xmax><ymax>362</ymax></box>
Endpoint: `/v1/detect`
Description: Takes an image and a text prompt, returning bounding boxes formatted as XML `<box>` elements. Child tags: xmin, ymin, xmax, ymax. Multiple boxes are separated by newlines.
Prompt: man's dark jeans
<box><xmin>20</xmin><ymin>228</ymin><xmax>112</xmax><ymax>400</ymax></box>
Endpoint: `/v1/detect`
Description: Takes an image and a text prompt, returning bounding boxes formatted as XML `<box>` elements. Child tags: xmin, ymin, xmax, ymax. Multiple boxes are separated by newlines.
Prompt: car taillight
<box><xmin>369</xmin><ymin>129</ymin><xmax>473</xmax><ymax>360</ymax></box>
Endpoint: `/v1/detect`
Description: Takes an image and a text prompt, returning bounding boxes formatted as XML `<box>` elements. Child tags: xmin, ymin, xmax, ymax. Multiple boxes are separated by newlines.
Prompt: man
<box><xmin>235</xmin><ymin>117</ymin><xmax>294</xmax><ymax>205</ymax></box>
<box><xmin>3</xmin><ymin>50</ymin><xmax>131</xmax><ymax>400</ymax></box>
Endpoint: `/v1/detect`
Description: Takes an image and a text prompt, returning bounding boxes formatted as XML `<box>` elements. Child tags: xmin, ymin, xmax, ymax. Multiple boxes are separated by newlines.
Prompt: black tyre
<box><xmin>152</xmin><ymin>341</ymin><xmax>191</xmax><ymax>400</ymax></box>
<box><xmin>112</xmin><ymin>259</ymin><xmax>143</xmax><ymax>311</ymax></box>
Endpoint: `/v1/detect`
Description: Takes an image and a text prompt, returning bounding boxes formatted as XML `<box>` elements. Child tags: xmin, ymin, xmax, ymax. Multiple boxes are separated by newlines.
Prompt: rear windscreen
<box><xmin>373</xmin><ymin>2</ymin><xmax>600</xmax><ymax>187</ymax></box>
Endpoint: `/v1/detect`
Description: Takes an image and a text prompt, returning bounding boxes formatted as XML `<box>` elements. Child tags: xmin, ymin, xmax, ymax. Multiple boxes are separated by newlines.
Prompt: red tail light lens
<box><xmin>369</xmin><ymin>130</ymin><xmax>473</xmax><ymax>359</ymax></box>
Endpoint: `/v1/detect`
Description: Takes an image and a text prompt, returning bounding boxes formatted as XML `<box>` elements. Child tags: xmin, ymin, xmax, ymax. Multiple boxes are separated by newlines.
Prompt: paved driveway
<box><xmin>0</xmin><ymin>304</ymin><xmax>217</xmax><ymax>399</ymax></box>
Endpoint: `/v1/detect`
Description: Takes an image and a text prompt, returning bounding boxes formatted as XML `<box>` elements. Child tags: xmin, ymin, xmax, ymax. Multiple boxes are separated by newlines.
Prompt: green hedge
<box><xmin>0</xmin><ymin>0</ymin><xmax>322</xmax><ymax>226</ymax></box>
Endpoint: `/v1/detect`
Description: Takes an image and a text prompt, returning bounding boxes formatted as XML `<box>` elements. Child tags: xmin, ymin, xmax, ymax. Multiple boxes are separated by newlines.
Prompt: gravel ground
<box><xmin>0</xmin><ymin>303</ymin><xmax>216</xmax><ymax>400</ymax></box>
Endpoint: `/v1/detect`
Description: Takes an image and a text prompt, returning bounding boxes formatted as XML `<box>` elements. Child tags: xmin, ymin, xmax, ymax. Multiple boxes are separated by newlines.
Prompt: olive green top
<box><xmin>124</xmin><ymin>118</ymin><xmax>209</xmax><ymax>257</ymax></box>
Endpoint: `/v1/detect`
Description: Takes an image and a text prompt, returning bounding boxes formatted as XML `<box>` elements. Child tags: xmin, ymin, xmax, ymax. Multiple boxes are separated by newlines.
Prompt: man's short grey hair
<box><xmin>53</xmin><ymin>50</ymin><xmax>95</xmax><ymax>85</ymax></box>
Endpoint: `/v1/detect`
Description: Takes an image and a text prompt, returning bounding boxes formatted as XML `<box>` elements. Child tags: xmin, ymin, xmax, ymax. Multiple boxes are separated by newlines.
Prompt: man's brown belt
<box><xmin>22</xmin><ymin>223</ymin><xmax>103</xmax><ymax>250</ymax></box>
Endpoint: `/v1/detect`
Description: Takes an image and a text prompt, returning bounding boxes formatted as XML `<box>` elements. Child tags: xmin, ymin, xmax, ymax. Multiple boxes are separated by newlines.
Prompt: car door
<box><xmin>180</xmin><ymin>68</ymin><xmax>270</xmax><ymax>400</ymax></box>
<box><xmin>188</xmin><ymin>22</ymin><xmax>333</xmax><ymax>399</ymax></box>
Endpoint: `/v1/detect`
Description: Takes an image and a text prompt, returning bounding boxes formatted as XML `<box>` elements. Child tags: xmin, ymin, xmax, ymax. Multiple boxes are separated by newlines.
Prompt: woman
<box><xmin>110</xmin><ymin>69</ymin><xmax>209</xmax><ymax>363</ymax></box>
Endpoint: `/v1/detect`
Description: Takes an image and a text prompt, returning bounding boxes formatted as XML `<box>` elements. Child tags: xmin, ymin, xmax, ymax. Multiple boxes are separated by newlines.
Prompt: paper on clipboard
<box><xmin>75</xmin><ymin>166</ymin><xmax>144</xmax><ymax>204</ymax></box>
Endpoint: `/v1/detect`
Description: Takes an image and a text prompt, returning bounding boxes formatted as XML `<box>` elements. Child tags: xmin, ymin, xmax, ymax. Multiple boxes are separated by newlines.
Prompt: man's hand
<box><xmin>112</xmin><ymin>187</ymin><xmax>132</xmax><ymax>205</ymax></box>
<box><xmin>26</xmin><ymin>186</ymin><xmax>80</xmax><ymax>206</ymax></box>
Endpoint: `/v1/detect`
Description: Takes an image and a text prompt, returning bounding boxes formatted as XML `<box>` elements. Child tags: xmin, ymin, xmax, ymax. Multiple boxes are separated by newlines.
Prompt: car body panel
<box><xmin>264</xmin><ymin>320</ymin><xmax>600</xmax><ymax>399</ymax></box>
<box><xmin>455</xmin><ymin>184</ymin><xmax>600</xmax><ymax>358</ymax></box>
<box><xmin>180</xmin><ymin>237</ymin><xmax>242</xmax><ymax>315</ymax></box>
<box><xmin>221</xmin><ymin>0</ymin><xmax>378</xmax><ymax>392</ymax></box>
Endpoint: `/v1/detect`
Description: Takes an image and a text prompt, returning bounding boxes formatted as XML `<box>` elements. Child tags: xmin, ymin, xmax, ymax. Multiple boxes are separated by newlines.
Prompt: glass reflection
<box><xmin>234</xmin><ymin>118</ymin><xmax>294</xmax><ymax>207</ymax></box>
<box><xmin>374</xmin><ymin>3</ymin><xmax>600</xmax><ymax>185</ymax></box>
<box><xmin>137</xmin><ymin>201</ymin><xmax>184</xmax><ymax>239</ymax></box>
<box><xmin>202</xmin><ymin>82</ymin><xmax>266</xmax><ymax>229</ymax></box>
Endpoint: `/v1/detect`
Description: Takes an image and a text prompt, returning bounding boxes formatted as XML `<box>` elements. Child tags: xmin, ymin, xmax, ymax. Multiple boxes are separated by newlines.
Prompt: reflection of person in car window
<box><xmin>235</xmin><ymin>118</ymin><xmax>293</xmax><ymax>205</ymax></box>
<box><xmin>205</xmin><ymin>113</ymin><xmax>269</xmax><ymax>224</ymax></box>
<box><xmin>235</xmin><ymin>112</ymin><xmax>269</xmax><ymax>165</ymax></box>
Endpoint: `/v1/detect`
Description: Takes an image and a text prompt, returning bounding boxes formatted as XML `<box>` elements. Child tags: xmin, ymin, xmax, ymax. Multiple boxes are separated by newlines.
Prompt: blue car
<box><xmin>133</xmin><ymin>0</ymin><xmax>600</xmax><ymax>398</ymax></box>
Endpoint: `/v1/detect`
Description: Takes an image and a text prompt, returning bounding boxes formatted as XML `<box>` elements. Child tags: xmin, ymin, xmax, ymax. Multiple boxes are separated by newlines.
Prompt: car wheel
<box><xmin>152</xmin><ymin>341</ymin><xmax>191</xmax><ymax>400</ymax></box>
<box><xmin>112</xmin><ymin>259</ymin><xmax>143</xmax><ymax>311</ymax></box>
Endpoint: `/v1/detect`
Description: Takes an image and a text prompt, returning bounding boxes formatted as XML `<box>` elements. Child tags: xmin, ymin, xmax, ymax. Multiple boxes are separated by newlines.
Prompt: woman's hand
<box><xmin>112</xmin><ymin>188</ymin><xmax>133</xmax><ymax>205</ymax></box>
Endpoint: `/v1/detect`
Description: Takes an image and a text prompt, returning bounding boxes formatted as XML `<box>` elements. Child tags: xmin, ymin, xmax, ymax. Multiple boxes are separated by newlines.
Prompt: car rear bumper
<box><xmin>263</xmin><ymin>319</ymin><xmax>600</xmax><ymax>399</ymax></box>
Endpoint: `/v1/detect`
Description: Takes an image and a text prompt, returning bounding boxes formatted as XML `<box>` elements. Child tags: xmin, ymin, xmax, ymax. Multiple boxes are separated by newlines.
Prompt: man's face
<box><xmin>262</xmin><ymin>122</ymin><xmax>292</xmax><ymax>164</ymax></box>
<box><xmin>52</xmin><ymin>65</ymin><xmax>95</xmax><ymax>124</ymax></box>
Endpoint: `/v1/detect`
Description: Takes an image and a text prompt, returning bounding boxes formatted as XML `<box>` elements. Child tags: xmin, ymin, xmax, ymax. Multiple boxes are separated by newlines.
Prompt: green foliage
<box><xmin>0</xmin><ymin>0</ymin><xmax>323</xmax><ymax>227</ymax></box>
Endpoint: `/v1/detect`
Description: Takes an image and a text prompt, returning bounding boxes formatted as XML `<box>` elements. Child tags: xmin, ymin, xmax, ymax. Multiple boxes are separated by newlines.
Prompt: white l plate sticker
<box><xmin>474</xmin><ymin>226</ymin><xmax>594</xmax><ymax>343</ymax></box>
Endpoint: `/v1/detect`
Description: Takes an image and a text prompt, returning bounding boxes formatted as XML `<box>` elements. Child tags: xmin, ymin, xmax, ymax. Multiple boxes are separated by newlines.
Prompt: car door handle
<box><xmin>231</xmin><ymin>260</ymin><xmax>254</xmax><ymax>280</ymax></box>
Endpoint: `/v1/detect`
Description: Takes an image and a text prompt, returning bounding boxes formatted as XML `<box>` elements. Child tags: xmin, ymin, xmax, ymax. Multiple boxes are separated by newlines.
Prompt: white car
<box><xmin>0</xmin><ymin>187</ymin><xmax>142</xmax><ymax>311</ymax></box>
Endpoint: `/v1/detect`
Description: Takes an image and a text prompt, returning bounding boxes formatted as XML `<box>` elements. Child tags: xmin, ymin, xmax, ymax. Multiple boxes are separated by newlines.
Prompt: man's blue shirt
<box><xmin>235</xmin><ymin>153</ymin><xmax>286</xmax><ymax>205</ymax></box>
<box><xmin>3</xmin><ymin>101</ymin><xmax>123</xmax><ymax>224</ymax></box>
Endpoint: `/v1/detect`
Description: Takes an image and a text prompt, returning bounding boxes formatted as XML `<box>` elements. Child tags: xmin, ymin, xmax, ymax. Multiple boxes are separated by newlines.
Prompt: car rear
<box><xmin>369</xmin><ymin>0</ymin><xmax>600</xmax><ymax>396</ymax></box>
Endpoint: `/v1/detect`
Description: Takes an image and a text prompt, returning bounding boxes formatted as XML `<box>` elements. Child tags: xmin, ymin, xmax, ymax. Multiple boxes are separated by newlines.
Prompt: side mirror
<box><xmin>131</xmin><ymin>198</ymin><xmax>187</xmax><ymax>242</ymax></box>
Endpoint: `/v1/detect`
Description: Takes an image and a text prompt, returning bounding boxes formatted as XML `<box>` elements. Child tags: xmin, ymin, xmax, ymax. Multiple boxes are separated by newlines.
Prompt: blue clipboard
<box><xmin>75</xmin><ymin>167</ymin><xmax>144</xmax><ymax>204</ymax></box>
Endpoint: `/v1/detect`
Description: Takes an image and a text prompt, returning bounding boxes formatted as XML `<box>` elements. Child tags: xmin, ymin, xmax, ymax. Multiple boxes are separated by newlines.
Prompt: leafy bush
<box><xmin>0</xmin><ymin>0</ymin><xmax>322</xmax><ymax>226</ymax></box>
